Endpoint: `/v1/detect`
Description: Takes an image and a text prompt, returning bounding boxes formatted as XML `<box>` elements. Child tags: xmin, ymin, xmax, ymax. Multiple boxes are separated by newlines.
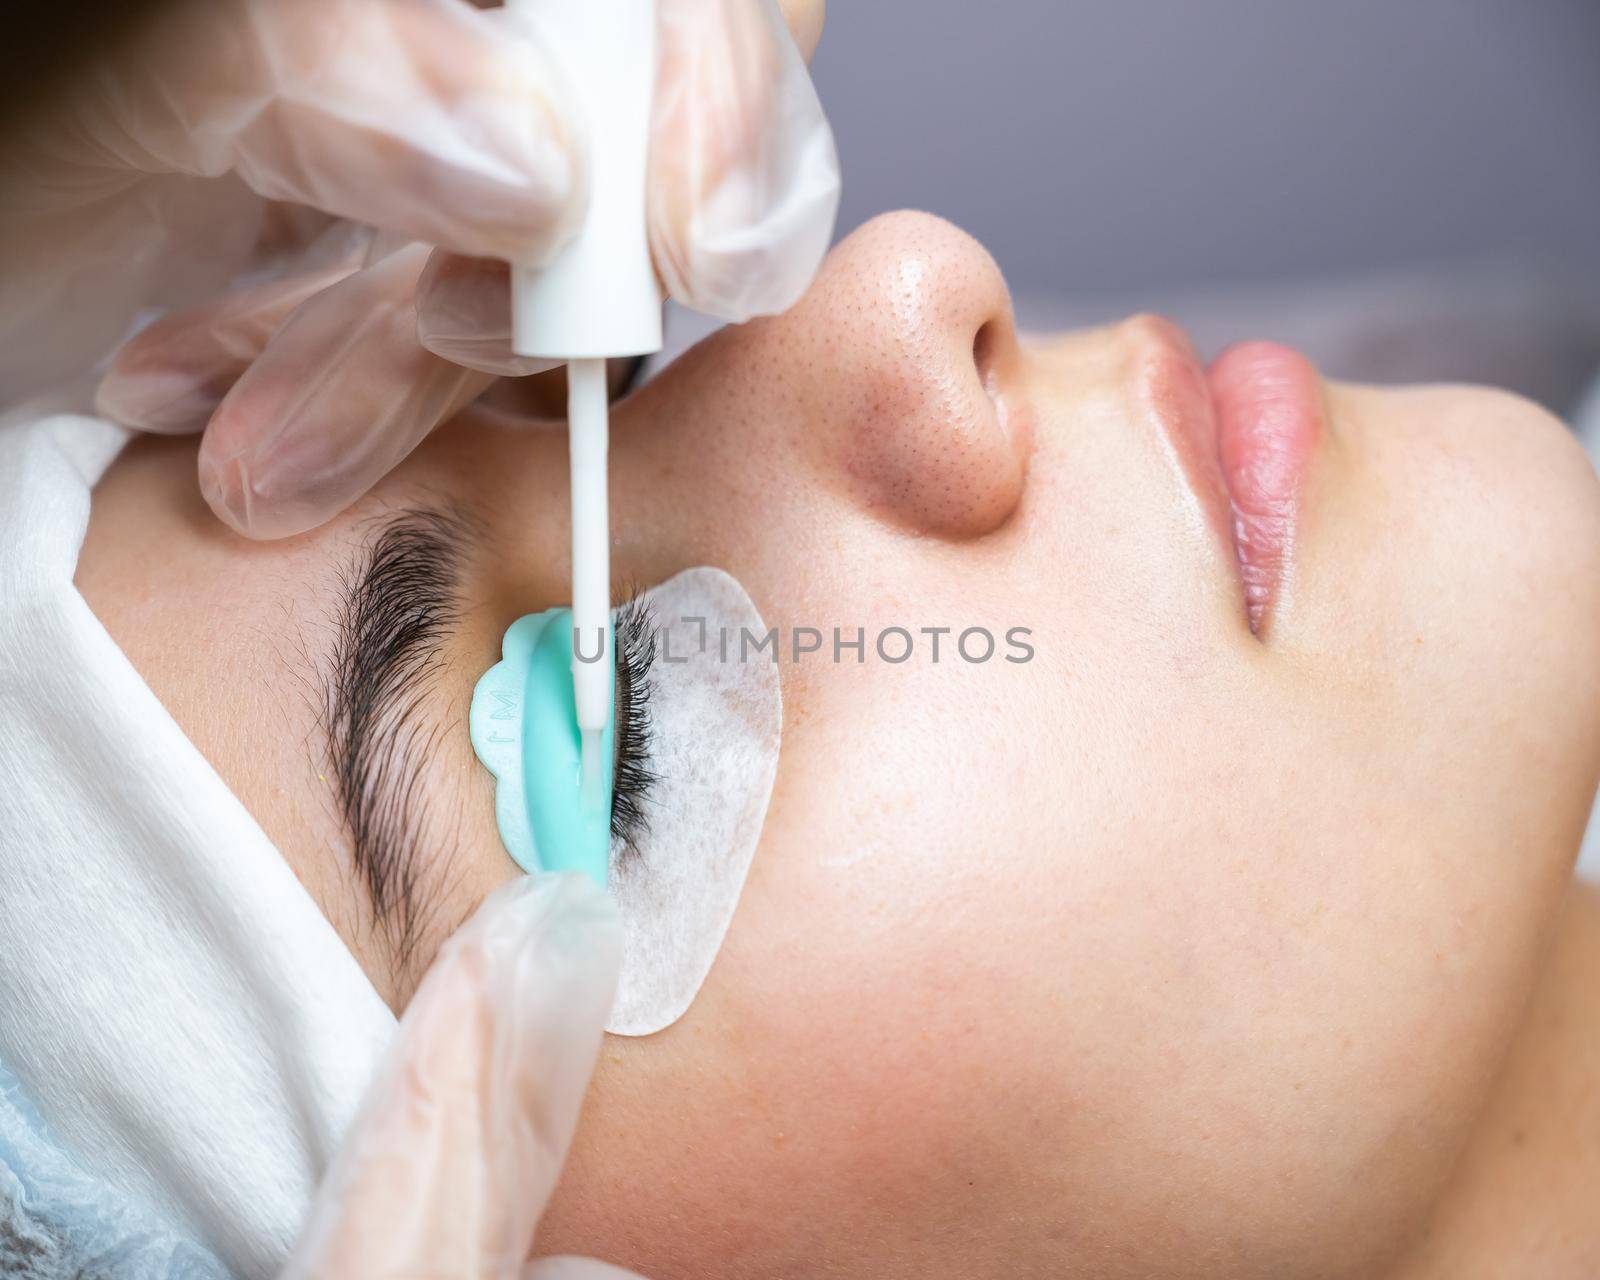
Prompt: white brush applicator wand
<box><xmin>507</xmin><ymin>0</ymin><xmax>663</xmax><ymax>809</ymax></box>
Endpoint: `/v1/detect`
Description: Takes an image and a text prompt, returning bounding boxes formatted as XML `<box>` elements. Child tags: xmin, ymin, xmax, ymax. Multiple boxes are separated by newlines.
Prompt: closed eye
<box><xmin>318</xmin><ymin>508</ymin><xmax>663</xmax><ymax>992</ymax></box>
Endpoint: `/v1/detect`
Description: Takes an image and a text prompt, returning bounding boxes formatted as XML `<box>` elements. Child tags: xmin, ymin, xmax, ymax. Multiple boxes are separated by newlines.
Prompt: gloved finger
<box><xmin>414</xmin><ymin>255</ymin><xmax>647</xmax><ymax>400</ymax></box>
<box><xmin>648</xmin><ymin>0</ymin><xmax>840</xmax><ymax>321</ymax></box>
<box><xmin>415</xmin><ymin>252</ymin><xmax>564</xmax><ymax>378</ymax></box>
<box><xmin>97</xmin><ymin>217</ymin><xmax>379</xmax><ymax>432</ymax></box>
<box><xmin>199</xmin><ymin>242</ymin><xmax>493</xmax><ymax>539</ymax></box>
<box><xmin>96</xmin><ymin>264</ymin><xmax>357</xmax><ymax>434</ymax></box>
<box><xmin>282</xmin><ymin>873</ymin><xmax>623</xmax><ymax>1280</ymax></box>
<box><xmin>76</xmin><ymin>0</ymin><xmax>585</xmax><ymax>265</ymax></box>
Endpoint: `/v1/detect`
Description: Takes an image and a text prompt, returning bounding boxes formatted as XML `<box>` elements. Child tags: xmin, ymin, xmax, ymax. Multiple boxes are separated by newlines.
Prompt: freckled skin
<box><xmin>78</xmin><ymin>212</ymin><xmax>1600</xmax><ymax>1278</ymax></box>
<box><xmin>765</xmin><ymin>216</ymin><xmax>1031</xmax><ymax>538</ymax></box>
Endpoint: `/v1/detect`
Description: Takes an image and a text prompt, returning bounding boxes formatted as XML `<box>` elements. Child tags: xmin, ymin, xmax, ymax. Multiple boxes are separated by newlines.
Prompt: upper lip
<box><xmin>1126</xmin><ymin>315</ymin><xmax>1323</xmax><ymax>636</ymax></box>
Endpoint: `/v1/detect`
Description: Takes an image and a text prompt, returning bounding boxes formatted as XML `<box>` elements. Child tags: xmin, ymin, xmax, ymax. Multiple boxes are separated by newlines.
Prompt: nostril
<box><xmin>971</xmin><ymin>316</ymin><xmax>1027</xmax><ymax>447</ymax></box>
<box><xmin>973</xmin><ymin>320</ymin><xmax>999</xmax><ymax>395</ymax></box>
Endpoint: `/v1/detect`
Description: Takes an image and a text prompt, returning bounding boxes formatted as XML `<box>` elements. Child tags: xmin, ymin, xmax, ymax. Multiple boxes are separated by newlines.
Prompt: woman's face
<box><xmin>79</xmin><ymin>212</ymin><xmax>1600</xmax><ymax>1279</ymax></box>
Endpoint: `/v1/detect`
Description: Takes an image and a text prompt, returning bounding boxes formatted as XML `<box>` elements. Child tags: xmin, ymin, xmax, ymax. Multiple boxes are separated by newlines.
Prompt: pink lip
<box><xmin>1137</xmin><ymin>320</ymin><xmax>1322</xmax><ymax>635</ymax></box>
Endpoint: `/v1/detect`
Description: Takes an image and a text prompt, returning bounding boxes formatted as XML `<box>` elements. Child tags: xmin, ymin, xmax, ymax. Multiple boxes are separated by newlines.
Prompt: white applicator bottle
<box><xmin>507</xmin><ymin>0</ymin><xmax>664</xmax><ymax>808</ymax></box>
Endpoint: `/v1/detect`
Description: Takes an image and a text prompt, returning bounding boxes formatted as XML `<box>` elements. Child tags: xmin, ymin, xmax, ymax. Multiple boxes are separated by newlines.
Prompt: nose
<box><xmin>768</xmin><ymin>211</ymin><xmax>1030</xmax><ymax>539</ymax></box>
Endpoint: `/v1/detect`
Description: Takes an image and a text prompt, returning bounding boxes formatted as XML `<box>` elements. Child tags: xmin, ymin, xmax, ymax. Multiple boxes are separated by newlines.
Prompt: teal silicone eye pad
<box><xmin>469</xmin><ymin>608</ymin><xmax>614</xmax><ymax>889</ymax></box>
<box><xmin>469</xmin><ymin>567</ymin><xmax>782</xmax><ymax>1036</ymax></box>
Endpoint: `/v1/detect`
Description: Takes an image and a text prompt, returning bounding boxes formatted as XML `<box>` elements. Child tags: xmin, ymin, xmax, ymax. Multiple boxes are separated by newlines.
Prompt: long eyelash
<box><xmin>611</xmin><ymin>593</ymin><xmax>659</xmax><ymax>855</ymax></box>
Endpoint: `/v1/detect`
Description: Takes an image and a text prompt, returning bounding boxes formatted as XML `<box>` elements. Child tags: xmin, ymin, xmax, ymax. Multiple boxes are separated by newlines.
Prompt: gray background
<box><xmin>810</xmin><ymin>0</ymin><xmax>1600</xmax><ymax>300</ymax></box>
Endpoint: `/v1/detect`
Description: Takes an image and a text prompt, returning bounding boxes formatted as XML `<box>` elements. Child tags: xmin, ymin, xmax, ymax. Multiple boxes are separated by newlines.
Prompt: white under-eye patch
<box><xmin>607</xmin><ymin>567</ymin><xmax>782</xmax><ymax>1036</ymax></box>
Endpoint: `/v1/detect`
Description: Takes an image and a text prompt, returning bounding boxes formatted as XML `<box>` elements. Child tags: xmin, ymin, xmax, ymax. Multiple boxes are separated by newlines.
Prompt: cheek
<box><xmin>536</xmin><ymin>684</ymin><xmax>1057</xmax><ymax>1272</ymax></box>
<box><xmin>537</xmin><ymin>480</ymin><xmax>1583</xmax><ymax>1278</ymax></box>
<box><xmin>637</xmin><ymin>690</ymin><xmax>1080</xmax><ymax>1231</ymax></box>
<box><xmin>623</xmin><ymin>867</ymin><xmax>1042</xmax><ymax>1262</ymax></box>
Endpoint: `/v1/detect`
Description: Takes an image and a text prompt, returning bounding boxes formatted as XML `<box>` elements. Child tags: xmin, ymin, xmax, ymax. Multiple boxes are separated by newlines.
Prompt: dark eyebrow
<box><xmin>321</xmin><ymin>505</ymin><xmax>480</xmax><ymax>976</ymax></box>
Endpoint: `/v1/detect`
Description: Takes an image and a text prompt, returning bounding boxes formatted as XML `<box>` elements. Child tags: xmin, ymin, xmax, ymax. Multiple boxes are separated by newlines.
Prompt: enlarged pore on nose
<box><xmin>812</xmin><ymin>212</ymin><xmax>1031</xmax><ymax>539</ymax></box>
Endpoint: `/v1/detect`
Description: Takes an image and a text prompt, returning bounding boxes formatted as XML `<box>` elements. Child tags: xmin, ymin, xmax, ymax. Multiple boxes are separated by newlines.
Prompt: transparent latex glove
<box><xmin>2</xmin><ymin>0</ymin><xmax>583</xmax><ymax>409</ymax></box>
<box><xmin>86</xmin><ymin>0</ymin><xmax>840</xmax><ymax>540</ymax></box>
<box><xmin>281</xmin><ymin>872</ymin><xmax>643</xmax><ymax>1280</ymax></box>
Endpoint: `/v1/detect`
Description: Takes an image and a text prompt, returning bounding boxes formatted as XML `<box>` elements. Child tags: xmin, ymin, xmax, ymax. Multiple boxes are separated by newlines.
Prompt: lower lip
<box><xmin>1207</xmin><ymin>341</ymin><xmax>1322</xmax><ymax>634</ymax></box>
<box><xmin>1143</xmin><ymin>325</ymin><xmax>1322</xmax><ymax>635</ymax></box>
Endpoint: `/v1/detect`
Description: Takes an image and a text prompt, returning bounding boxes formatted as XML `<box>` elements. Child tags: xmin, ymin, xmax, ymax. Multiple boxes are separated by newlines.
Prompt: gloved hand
<box><xmin>1</xmin><ymin>0</ymin><xmax>839</xmax><ymax>539</ymax></box>
<box><xmin>282</xmin><ymin>872</ymin><xmax>640</xmax><ymax>1280</ymax></box>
